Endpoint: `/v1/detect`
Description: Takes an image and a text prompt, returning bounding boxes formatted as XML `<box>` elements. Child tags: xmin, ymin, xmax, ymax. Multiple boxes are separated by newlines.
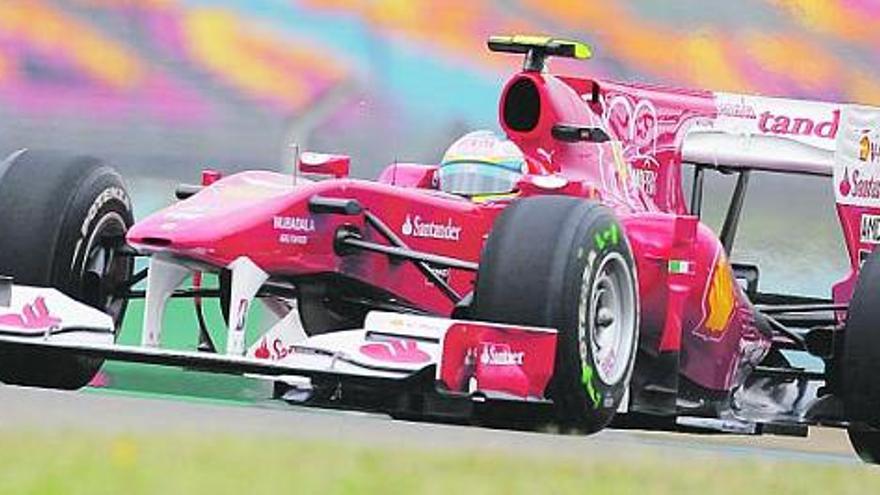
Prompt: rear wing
<box><xmin>682</xmin><ymin>92</ymin><xmax>840</xmax><ymax>177</ymax></box>
<box><xmin>679</xmin><ymin>92</ymin><xmax>880</xmax><ymax>304</ymax></box>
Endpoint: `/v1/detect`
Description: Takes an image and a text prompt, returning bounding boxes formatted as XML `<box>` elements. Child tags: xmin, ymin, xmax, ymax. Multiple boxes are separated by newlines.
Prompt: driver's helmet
<box><xmin>438</xmin><ymin>131</ymin><xmax>526</xmax><ymax>196</ymax></box>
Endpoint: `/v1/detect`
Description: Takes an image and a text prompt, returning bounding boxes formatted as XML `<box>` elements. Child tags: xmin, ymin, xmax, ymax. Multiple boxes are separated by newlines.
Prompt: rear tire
<box><xmin>848</xmin><ymin>426</ymin><xmax>880</xmax><ymax>464</ymax></box>
<box><xmin>840</xmin><ymin>249</ymin><xmax>880</xmax><ymax>464</ymax></box>
<box><xmin>472</xmin><ymin>196</ymin><xmax>639</xmax><ymax>432</ymax></box>
<box><xmin>840</xmin><ymin>249</ymin><xmax>880</xmax><ymax>428</ymax></box>
<box><xmin>0</xmin><ymin>150</ymin><xmax>133</xmax><ymax>390</ymax></box>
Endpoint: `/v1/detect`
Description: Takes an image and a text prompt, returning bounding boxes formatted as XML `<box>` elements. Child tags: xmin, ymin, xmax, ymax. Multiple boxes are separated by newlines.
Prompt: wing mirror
<box><xmin>299</xmin><ymin>152</ymin><xmax>350</xmax><ymax>178</ymax></box>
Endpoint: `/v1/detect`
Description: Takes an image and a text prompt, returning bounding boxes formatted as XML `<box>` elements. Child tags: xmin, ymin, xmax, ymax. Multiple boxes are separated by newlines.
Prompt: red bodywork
<box><xmin>128</xmin><ymin>69</ymin><xmax>772</xmax><ymax>393</ymax></box>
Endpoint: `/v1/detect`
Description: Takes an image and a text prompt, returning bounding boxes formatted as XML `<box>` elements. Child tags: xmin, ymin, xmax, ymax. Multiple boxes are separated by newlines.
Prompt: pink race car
<box><xmin>1</xmin><ymin>35</ymin><xmax>879</xmax><ymax>463</ymax></box>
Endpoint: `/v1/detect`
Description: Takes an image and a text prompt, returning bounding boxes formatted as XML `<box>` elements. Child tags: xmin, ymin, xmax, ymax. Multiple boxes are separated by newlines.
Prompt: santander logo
<box><xmin>840</xmin><ymin>168</ymin><xmax>853</xmax><ymax>197</ymax></box>
<box><xmin>254</xmin><ymin>338</ymin><xmax>271</xmax><ymax>360</ymax></box>
<box><xmin>253</xmin><ymin>337</ymin><xmax>295</xmax><ymax>361</ymax></box>
<box><xmin>0</xmin><ymin>297</ymin><xmax>61</xmax><ymax>330</ymax></box>
<box><xmin>757</xmin><ymin>109</ymin><xmax>840</xmax><ymax>140</ymax></box>
<box><xmin>479</xmin><ymin>343</ymin><xmax>524</xmax><ymax>366</ymax></box>
<box><xmin>839</xmin><ymin>165</ymin><xmax>880</xmax><ymax>201</ymax></box>
<box><xmin>401</xmin><ymin>215</ymin><xmax>462</xmax><ymax>241</ymax></box>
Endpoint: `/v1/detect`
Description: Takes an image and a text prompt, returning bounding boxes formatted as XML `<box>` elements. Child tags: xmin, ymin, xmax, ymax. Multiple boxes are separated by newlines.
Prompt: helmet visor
<box><xmin>438</xmin><ymin>161</ymin><xmax>522</xmax><ymax>195</ymax></box>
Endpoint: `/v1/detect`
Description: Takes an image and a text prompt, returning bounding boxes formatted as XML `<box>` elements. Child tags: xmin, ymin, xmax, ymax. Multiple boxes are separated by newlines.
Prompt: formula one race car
<box><xmin>2</xmin><ymin>35</ymin><xmax>880</xmax><ymax>463</ymax></box>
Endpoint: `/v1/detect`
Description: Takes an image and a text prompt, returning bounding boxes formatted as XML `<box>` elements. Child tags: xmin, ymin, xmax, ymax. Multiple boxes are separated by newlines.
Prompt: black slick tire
<box><xmin>471</xmin><ymin>195</ymin><xmax>639</xmax><ymax>433</ymax></box>
<box><xmin>0</xmin><ymin>150</ymin><xmax>133</xmax><ymax>389</ymax></box>
<box><xmin>840</xmin><ymin>249</ymin><xmax>880</xmax><ymax>463</ymax></box>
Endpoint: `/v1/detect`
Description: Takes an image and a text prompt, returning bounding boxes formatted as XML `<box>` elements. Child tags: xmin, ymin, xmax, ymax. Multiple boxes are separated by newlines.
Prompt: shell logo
<box><xmin>858</xmin><ymin>133</ymin><xmax>880</xmax><ymax>164</ymax></box>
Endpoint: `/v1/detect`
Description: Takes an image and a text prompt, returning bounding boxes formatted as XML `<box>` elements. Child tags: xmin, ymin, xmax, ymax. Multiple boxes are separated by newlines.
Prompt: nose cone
<box><xmin>127</xmin><ymin>171</ymin><xmax>298</xmax><ymax>256</ymax></box>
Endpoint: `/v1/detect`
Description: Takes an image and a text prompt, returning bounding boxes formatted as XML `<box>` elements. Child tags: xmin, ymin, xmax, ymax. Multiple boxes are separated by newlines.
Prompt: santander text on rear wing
<box><xmin>682</xmin><ymin>92</ymin><xmax>840</xmax><ymax>176</ymax></box>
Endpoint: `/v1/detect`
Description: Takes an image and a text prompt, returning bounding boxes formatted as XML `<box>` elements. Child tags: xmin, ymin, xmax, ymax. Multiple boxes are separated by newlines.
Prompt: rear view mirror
<box><xmin>299</xmin><ymin>152</ymin><xmax>350</xmax><ymax>178</ymax></box>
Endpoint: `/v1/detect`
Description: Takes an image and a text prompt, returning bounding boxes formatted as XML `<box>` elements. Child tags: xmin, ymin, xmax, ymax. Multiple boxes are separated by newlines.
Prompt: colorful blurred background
<box><xmin>3</xmin><ymin>0</ymin><xmax>880</xmax><ymax>177</ymax></box>
<box><xmin>0</xmin><ymin>0</ymin><xmax>871</xmax><ymax>294</ymax></box>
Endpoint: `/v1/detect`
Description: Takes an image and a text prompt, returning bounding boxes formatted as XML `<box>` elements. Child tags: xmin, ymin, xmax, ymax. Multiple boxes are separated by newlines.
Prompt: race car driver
<box><xmin>437</xmin><ymin>130</ymin><xmax>528</xmax><ymax>197</ymax></box>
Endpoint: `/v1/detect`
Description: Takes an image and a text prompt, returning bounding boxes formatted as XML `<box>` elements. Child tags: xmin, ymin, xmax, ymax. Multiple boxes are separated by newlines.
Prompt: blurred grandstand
<box><xmin>1</xmin><ymin>0</ymin><xmax>878</xmax><ymax>180</ymax></box>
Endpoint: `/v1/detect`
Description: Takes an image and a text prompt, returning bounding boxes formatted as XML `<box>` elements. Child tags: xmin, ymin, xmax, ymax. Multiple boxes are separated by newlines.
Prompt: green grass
<box><xmin>100</xmin><ymin>274</ymin><xmax>269</xmax><ymax>401</ymax></box>
<box><xmin>0</xmin><ymin>431</ymin><xmax>876</xmax><ymax>495</ymax></box>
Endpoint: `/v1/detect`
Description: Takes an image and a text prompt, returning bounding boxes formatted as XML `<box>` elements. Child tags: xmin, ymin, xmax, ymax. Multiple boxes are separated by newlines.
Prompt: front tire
<box><xmin>0</xmin><ymin>150</ymin><xmax>133</xmax><ymax>390</ymax></box>
<box><xmin>472</xmin><ymin>196</ymin><xmax>639</xmax><ymax>432</ymax></box>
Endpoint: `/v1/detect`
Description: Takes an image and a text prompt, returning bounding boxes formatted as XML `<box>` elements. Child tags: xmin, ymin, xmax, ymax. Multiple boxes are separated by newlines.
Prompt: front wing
<box><xmin>0</xmin><ymin>283</ymin><xmax>558</xmax><ymax>413</ymax></box>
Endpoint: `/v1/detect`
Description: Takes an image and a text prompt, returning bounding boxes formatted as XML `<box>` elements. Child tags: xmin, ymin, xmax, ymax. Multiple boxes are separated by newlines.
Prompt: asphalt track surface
<box><xmin>0</xmin><ymin>384</ymin><xmax>862</xmax><ymax>465</ymax></box>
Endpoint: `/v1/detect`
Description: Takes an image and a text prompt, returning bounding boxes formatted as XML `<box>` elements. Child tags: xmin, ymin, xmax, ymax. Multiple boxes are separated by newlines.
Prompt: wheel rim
<box><xmin>80</xmin><ymin>212</ymin><xmax>130</xmax><ymax>326</ymax></box>
<box><xmin>578</xmin><ymin>251</ymin><xmax>637</xmax><ymax>385</ymax></box>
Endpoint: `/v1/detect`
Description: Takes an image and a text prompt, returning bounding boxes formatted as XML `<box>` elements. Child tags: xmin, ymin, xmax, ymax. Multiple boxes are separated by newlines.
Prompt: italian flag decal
<box><xmin>668</xmin><ymin>259</ymin><xmax>693</xmax><ymax>275</ymax></box>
